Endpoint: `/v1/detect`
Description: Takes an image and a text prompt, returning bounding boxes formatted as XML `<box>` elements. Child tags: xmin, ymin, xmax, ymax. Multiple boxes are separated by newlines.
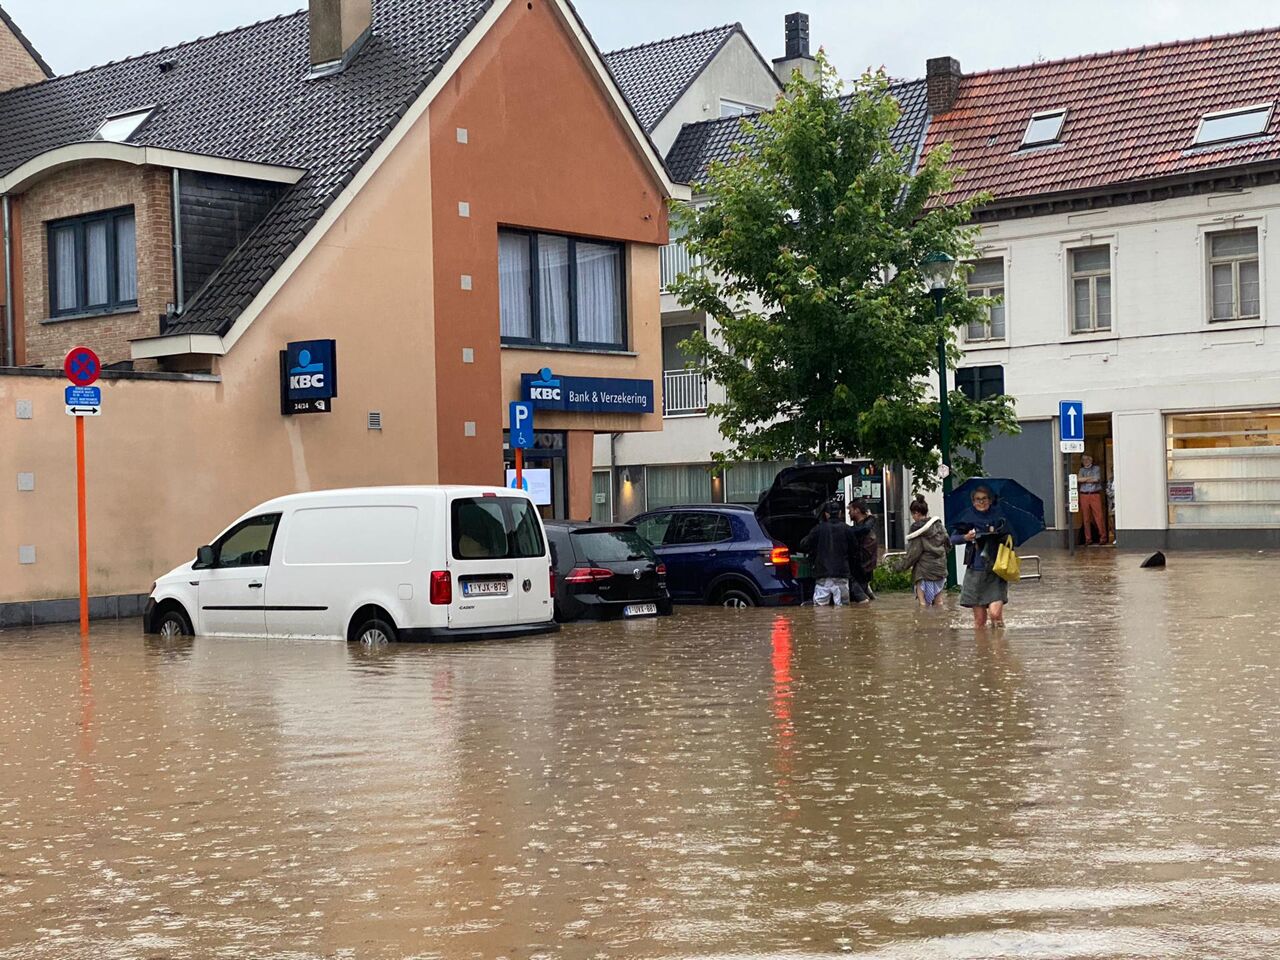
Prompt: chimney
<box><xmin>309</xmin><ymin>0</ymin><xmax>372</xmax><ymax>76</ymax></box>
<box><xmin>772</xmin><ymin>12</ymin><xmax>819</xmax><ymax>85</ymax></box>
<box><xmin>926</xmin><ymin>56</ymin><xmax>963</xmax><ymax>114</ymax></box>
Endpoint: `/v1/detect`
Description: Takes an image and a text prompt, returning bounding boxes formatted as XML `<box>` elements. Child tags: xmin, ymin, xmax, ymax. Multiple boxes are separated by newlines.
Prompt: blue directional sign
<box><xmin>65</xmin><ymin>385</ymin><xmax>102</xmax><ymax>417</ymax></box>
<box><xmin>510</xmin><ymin>401</ymin><xmax>535</xmax><ymax>449</ymax></box>
<box><xmin>1059</xmin><ymin>400</ymin><xmax>1085</xmax><ymax>451</ymax></box>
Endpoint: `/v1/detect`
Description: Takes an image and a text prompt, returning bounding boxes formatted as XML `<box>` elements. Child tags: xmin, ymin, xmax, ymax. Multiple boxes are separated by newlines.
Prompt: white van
<box><xmin>143</xmin><ymin>486</ymin><xmax>559</xmax><ymax>643</ymax></box>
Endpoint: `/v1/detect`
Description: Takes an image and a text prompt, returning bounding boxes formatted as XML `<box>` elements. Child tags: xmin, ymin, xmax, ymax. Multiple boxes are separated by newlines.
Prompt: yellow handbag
<box><xmin>993</xmin><ymin>536</ymin><xmax>1021</xmax><ymax>583</ymax></box>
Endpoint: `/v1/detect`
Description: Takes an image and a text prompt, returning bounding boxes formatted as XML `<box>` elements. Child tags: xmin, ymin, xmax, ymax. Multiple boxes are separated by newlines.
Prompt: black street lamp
<box><xmin>922</xmin><ymin>251</ymin><xmax>958</xmax><ymax>588</ymax></box>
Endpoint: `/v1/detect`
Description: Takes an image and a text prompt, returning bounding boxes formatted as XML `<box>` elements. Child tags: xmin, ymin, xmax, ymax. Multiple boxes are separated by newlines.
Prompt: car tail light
<box><xmin>655</xmin><ymin>563</ymin><xmax>667</xmax><ymax>578</ymax></box>
<box><xmin>563</xmin><ymin>567</ymin><xmax>615</xmax><ymax>584</ymax></box>
<box><xmin>429</xmin><ymin>570</ymin><xmax>452</xmax><ymax>605</ymax></box>
<box><xmin>549</xmin><ymin>566</ymin><xmax>556</xmax><ymax>596</ymax></box>
<box><xmin>770</xmin><ymin>546</ymin><xmax>791</xmax><ymax>566</ymax></box>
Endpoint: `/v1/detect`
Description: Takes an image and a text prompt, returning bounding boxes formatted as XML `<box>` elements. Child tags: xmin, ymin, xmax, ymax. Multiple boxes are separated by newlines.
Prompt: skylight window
<box><xmin>92</xmin><ymin>109</ymin><xmax>154</xmax><ymax>143</ymax></box>
<box><xmin>1022</xmin><ymin>109</ymin><xmax>1067</xmax><ymax>147</ymax></box>
<box><xmin>1194</xmin><ymin>103</ymin><xmax>1274</xmax><ymax>146</ymax></box>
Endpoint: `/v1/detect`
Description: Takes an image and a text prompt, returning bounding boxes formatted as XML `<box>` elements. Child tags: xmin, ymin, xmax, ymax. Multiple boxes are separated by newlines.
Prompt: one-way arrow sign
<box><xmin>65</xmin><ymin>385</ymin><xmax>103</xmax><ymax>417</ymax></box>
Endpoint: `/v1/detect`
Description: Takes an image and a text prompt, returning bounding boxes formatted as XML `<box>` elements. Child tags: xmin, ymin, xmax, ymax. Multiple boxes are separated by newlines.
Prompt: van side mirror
<box><xmin>195</xmin><ymin>545</ymin><xmax>215</xmax><ymax>569</ymax></box>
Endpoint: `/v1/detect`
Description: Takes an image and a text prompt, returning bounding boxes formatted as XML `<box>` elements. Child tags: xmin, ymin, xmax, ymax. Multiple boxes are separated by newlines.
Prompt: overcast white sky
<box><xmin>6</xmin><ymin>0</ymin><xmax>1277</xmax><ymax>80</ymax></box>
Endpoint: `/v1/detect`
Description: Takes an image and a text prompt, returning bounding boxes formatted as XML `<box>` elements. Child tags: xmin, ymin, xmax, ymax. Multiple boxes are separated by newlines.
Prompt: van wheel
<box><xmin>354</xmin><ymin>617</ymin><xmax>397</xmax><ymax>646</ymax></box>
<box><xmin>718</xmin><ymin>587</ymin><xmax>755</xmax><ymax>609</ymax></box>
<box><xmin>155</xmin><ymin>608</ymin><xmax>193</xmax><ymax>639</ymax></box>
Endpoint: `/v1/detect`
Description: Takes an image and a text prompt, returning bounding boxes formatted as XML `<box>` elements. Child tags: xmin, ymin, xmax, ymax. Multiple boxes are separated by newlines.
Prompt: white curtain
<box><xmin>646</xmin><ymin>465</ymin><xmax>713</xmax><ymax>509</ymax></box>
<box><xmin>726</xmin><ymin>461</ymin><xmax>789</xmax><ymax>504</ymax></box>
<box><xmin>86</xmin><ymin>221</ymin><xmax>109</xmax><ymax>306</ymax></box>
<box><xmin>498</xmin><ymin>231</ymin><xmax>532</xmax><ymax>338</ymax></box>
<box><xmin>116</xmin><ymin>215</ymin><xmax>137</xmax><ymax>303</ymax></box>
<box><xmin>53</xmin><ymin>225</ymin><xmax>78</xmax><ymax>311</ymax></box>
<box><xmin>575</xmin><ymin>241</ymin><xmax>622</xmax><ymax>345</ymax></box>
<box><xmin>538</xmin><ymin>235</ymin><xmax>571</xmax><ymax>344</ymax></box>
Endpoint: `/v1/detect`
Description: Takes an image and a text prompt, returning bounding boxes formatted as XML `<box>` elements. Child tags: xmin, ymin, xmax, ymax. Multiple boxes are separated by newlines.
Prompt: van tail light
<box><xmin>549</xmin><ymin>566</ymin><xmax>556</xmax><ymax>597</ymax></box>
<box><xmin>770</xmin><ymin>546</ymin><xmax>791</xmax><ymax>566</ymax></box>
<box><xmin>429</xmin><ymin>570</ymin><xmax>452</xmax><ymax>605</ymax></box>
<box><xmin>563</xmin><ymin>567</ymin><xmax>615</xmax><ymax>584</ymax></box>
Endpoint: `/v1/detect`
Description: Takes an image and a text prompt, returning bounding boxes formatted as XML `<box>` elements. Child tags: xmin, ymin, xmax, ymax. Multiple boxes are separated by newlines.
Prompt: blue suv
<box><xmin>631</xmin><ymin>505</ymin><xmax>799</xmax><ymax>608</ymax></box>
<box><xmin>628</xmin><ymin>463</ymin><xmax>858</xmax><ymax>608</ymax></box>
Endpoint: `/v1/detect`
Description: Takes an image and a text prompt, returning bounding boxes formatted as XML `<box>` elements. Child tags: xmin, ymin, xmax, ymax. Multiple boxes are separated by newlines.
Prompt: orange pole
<box><xmin>515</xmin><ymin>446</ymin><xmax>524</xmax><ymax>492</ymax></box>
<box><xmin>76</xmin><ymin>413</ymin><xmax>88</xmax><ymax>637</ymax></box>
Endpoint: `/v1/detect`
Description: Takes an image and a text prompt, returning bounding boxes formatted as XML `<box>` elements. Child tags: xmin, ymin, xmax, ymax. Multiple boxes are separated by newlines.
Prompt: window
<box><xmin>451</xmin><ymin>497</ymin><xmax>546</xmax><ymax>560</ymax></box>
<box><xmin>1069</xmin><ymin>245</ymin><xmax>1112</xmax><ymax>334</ymax></box>
<box><xmin>1194</xmin><ymin>104</ymin><xmax>1273</xmax><ymax>146</ymax></box>
<box><xmin>93</xmin><ymin>108</ymin><xmax>153</xmax><ymax>143</ymax></box>
<box><xmin>1167</xmin><ymin>411</ymin><xmax>1280</xmax><ymax>528</ymax></box>
<box><xmin>1207</xmin><ymin>228</ymin><xmax>1260</xmax><ymax>322</ymax></box>
<box><xmin>669</xmin><ymin>512</ymin><xmax>732</xmax><ymax>545</ymax></box>
<box><xmin>634</xmin><ymin>513</ymin><xmax>676</xmax><ymax>546</ymax></box>
<box><xmin>645</xmin><ymin>464</ymin><xmax>712</xmax><ymax>509</ymax></box>
<box><xmin>499</xmin><ymin>229</ymin><xmax>626</xmax><ymax>349</ymax></box>
<box><xmin>725</xmin><ymin>461</ymin><xmax>790</xmax><ymax>504</ymax></box>
<box><xmin>956</xmin><ymin>365</ymin><xmax>1004</xmax><ymax>402</ymax></box>
<box><xmin>201</xmin><ymin>514</ymin><xmax>280</xmax><ymax>569</ymax></box>
<box><xmin>720</xmin><ymin>100</ymin><xmax>762</xmax><ymax>118</ymax></box>
<box><xmin>569</xmin><ymin>528</ymin><xmax>657</xmax><ymax>564</ymax></box>
<box><xmin>1022</xmin><ymin>109</ymin><xmax>1067</xmax><ymax>147</ymax></box>
<box><xmin>965</xmin><ymin>258</ymin><xmax>1006</xmax><ymax>342</ymax></box>
<box><xmin>48</xmin><ymin>208</ymin><xmax>137</xmax><ymax>318</ymax></box>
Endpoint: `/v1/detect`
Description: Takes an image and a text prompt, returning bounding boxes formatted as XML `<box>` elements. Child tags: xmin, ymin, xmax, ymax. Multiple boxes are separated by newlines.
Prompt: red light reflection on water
<box><xmin>770</xmin><ymin>616</ymin><xmax>795</xmax><ymax>792</ymax></box>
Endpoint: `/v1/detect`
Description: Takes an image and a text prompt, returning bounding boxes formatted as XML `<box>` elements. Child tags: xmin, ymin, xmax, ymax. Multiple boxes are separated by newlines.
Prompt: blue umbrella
<box><xmin>945</xmin><ymin>477</ymin><xmax>1046</xmax><ymax>547</ymax></box>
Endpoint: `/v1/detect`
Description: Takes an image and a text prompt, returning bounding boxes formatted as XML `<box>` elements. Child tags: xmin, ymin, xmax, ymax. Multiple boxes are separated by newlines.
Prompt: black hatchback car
<box><xmin>544</xmin><ymin>521</ymin><xmax>673</xmax><ymax>622</ymax></box>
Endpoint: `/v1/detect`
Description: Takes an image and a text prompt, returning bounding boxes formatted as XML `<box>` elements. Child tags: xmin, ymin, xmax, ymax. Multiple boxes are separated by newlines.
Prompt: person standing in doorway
<box><xmin>847</xmin><ymin>499</ymin><xmax>879</xmax><ymax>603</ymax></box>
<box><xmin>1078</xmin><ymin>454</ymin><xmax>1107</xmax><ymax>545</ymax></box>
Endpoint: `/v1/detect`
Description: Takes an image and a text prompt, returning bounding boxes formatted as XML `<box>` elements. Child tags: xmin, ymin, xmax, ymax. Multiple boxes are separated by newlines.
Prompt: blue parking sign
<box><xmin>510</xmin><ymin>401</ymin><xmax>535</xmax><ymax>449</ymax></box>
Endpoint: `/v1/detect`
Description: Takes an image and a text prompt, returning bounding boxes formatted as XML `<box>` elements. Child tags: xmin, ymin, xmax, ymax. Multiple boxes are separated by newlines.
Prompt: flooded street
<box><xmin>2</xmin><ymin>551</ymin><xmax>1279</xmax><ymax>959</ymax></box>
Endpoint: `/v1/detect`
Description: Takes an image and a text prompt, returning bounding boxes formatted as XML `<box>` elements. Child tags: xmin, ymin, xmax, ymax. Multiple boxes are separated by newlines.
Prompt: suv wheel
<box><xmin>719</xmin><ymin>587</ymin><xmax>755</xmax><ymax>609</ymax></box>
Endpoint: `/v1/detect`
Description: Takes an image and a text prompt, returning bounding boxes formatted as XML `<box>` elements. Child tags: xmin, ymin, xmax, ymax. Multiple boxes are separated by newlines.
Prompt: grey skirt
<box><xmin>960</xmin><ymin>566</ymin><xmax>1009</xmax><ymax>608</ymax></box>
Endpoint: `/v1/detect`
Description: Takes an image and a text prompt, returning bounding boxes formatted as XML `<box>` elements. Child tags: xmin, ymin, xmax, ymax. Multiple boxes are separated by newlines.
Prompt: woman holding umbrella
<box><xmin>951</xmin><ymin>484</ymin><xmax>1012</xmax><ymax>628</ymax></box>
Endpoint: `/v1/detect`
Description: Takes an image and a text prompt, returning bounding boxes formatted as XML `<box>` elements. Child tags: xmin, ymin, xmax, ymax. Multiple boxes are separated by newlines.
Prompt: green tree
<box><xmin>670</xmin><ymin>55</ymin><xmax>1018</xmax><ymax>485</ymax></box>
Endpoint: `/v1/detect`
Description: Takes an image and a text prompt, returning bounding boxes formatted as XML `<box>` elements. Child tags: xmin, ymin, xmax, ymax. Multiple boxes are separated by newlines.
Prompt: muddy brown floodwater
<box><xmin>2</xmin><ymin>551</ymin><xmax>1280</xmax><ymax>959</ymax></box>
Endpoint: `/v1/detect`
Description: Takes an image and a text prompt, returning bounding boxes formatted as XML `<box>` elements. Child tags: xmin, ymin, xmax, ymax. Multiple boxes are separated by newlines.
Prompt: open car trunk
<box><xmin>754</xmin><ymin>462</ymin><xmax>859</xmax><ymax>552</ymax></box>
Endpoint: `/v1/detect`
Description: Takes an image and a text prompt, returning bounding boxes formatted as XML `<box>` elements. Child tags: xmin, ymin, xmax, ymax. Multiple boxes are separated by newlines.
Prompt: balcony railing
<box><xmin>663</xmin><ymin>369</ymin><xmax>708</xmax><ymax>417</ymax></box>
<box><xmin>660</xmin><ymin>240</ymin><xmax>701</xmax><ymax>291</ymax></box>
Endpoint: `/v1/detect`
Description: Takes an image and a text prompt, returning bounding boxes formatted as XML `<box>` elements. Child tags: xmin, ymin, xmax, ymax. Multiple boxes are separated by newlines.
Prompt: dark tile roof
<box><xmin>0</xmin><ymin>5</ymin><xmax>52</xmax><ymax>80</ymax></box>
<box><xmin>603</xmin><ymin>24</ymin><xmax>739</xmax><ymax>132</ymax></box>
<box><xmin>925</xmin><ymin>26</ymin><xmax>1280</xmax><ymax>207</ymax></box>
<box><xmin>0</xmin><ymin>0</ymin><xmax>495</xmax><ymax>337</ymax></box>
<box><xmin>665</xmin><ymin>78</ymin><xmax>931</xmax><ymax>187</ymax></box>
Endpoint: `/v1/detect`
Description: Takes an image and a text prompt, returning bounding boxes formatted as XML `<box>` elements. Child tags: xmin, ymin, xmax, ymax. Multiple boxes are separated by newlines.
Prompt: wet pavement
<box><xmin>2</xmin><ymin>550</ymin><xmax>1279</xmax><ymax>959</ymax></box>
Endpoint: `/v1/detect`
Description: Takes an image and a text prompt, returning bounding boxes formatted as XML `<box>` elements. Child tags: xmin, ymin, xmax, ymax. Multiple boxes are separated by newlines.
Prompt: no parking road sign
<box><xmin>64</xmin><ymin>346</ymin><xmax>101</xmax><ymax>387</ymax></box>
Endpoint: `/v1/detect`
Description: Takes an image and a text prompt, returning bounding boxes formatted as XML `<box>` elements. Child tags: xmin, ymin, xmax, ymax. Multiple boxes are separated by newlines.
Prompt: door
<box><xmin>655</xmin><ymin>512</ymin><xmax>733</xmax><ymax>600</ymax></box>
<box><xmin>195</xmin><ymin>513</ymin><xmax>279</xmax><ymax>637</ymax></box>
<box><xmin>448</xmin><ymin>495</ymin><xmax>549</xmax><ymax>629</ymax></box>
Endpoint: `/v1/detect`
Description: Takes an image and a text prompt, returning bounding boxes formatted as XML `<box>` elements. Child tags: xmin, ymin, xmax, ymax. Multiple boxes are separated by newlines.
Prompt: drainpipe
<box><xmin>3</xmin><ymin>195</ymin><xmax>14</xmax><ymax>367</ymax></box>
<box><xmin>171</xmin><ymin>169</ymin><xmax>184</xmax><ymax>316</ymax></box>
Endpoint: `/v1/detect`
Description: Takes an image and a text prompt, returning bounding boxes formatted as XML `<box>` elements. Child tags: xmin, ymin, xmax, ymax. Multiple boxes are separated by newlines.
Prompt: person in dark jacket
<box><xmin>846</xmin><ymin>498</ymin><xmax>879</xmax><ymax>603</ymax></box>
<box><xmin>950</xmin><ymin>484</ymin><xmax>1012</xmax><ymax>628</ymax></box>
<box><xmin>800</xmin><ymin>500</ymin><xmax>860</xmax><ymax>606</ymax></box>
<box><xmin>893</xmin><ymin>496</ymin><xmax>950</xmax><ymax>607</ymax></box>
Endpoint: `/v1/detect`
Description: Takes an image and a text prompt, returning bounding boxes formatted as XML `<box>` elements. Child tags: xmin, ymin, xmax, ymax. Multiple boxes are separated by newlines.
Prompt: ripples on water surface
<box><xmin>1</xmin><ymin>551</ymin><xmax>1278</xmax><ymax>958</ymax></box>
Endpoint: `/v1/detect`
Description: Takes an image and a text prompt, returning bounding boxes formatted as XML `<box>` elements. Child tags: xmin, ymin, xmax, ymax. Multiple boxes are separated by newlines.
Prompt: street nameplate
<box><xmin>65</xmin><ymin>385</ymin><xmax>102</xmax><ymax>417</ymax></box>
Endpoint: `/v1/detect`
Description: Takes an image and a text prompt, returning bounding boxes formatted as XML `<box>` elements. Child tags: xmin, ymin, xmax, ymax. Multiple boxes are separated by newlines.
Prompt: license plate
<box><xmin>463</xmin><ymin>580</ymin><xmax>509</xmax><ymax>597</ymax></box>
<box><xmin>624</xmin><ymin>603</ymin><xmax>659</xmax><ymax>617</ymax></box>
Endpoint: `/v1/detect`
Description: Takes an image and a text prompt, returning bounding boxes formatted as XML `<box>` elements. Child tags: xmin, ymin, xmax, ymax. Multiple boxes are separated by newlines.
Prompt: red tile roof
<box><xmin>925</xmin><ymin>25</ymin><xmax>1280</xmax><ymax>207</ymax></box>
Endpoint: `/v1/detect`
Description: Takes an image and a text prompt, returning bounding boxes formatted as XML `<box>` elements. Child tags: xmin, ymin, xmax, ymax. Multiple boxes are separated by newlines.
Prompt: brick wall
<box><xmin>0</xmin><ymin>19</ymin><xmax>47</xmax><ymax>93</ymax></box>
<box><xmin>20</xmin><ymin>161</ymin><xmax>173</xmax><ymax>367</ymax></box>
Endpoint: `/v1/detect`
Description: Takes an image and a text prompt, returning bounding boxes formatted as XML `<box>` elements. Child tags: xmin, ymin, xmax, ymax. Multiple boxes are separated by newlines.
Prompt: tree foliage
<box><xmin>669</xmin><ymin>55</ymin><xmax>1019</xmax><ymax>485</ymax></box>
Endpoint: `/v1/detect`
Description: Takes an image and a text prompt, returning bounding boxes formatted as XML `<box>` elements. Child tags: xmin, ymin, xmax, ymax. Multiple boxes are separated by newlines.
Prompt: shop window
<box><xmin>1069</xmin><ymin>245</ymin><xmax>1111</xmax><ymax>334</ymax></box>
<box><xmin>725</xmin><ymin>461</ymin><xmax>791</xmax><ymax>504</ymax></box>
<box><xmin>1207</xmin><ymin>228</ymin><xmax>1260</xmax><ymax>322</ymax></box>
<box><xmin>1166</xmin><ymin>411</ymin><xmax>1280</xmax><ymax>528</ymax></box>
<box><xmin>499</xmin><ymin>229</ymin><xmax>626</xmax><ymax>349</ymax></box>
<box><xmin>645</xmin><ymin>464</ymin><xmax>713</xmax><ymax>509</ymax></box>
<box><xmin>48</xmin><ymin>207</ymin><xmax>137</xmax><ymax>318</ymax></box>
<box><xmin>965</xmin><ymin>258</ymin><xmax>1006</xmax><ymax>342</ymax></box>
<box><xmin>956</xmin><ymin>365</ymin><xmax>1004</xmax><ymax>402</ymax></box>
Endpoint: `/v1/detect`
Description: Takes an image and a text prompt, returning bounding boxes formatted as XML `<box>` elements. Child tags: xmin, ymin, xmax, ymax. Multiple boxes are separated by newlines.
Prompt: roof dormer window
<box><xmin>1194</xmin><ymin>103</ymin><xmax>1273</xmax><ymax>146</ymax></box>
<box><xmin>1021</xmin><ymin>109</ymin><xmax>1067</xmax><ymax>148</ymax></box>
<box><xmin>92</xmin><ymin>108</ymin><xmax>154</xmax><ymax>143</ymax></box>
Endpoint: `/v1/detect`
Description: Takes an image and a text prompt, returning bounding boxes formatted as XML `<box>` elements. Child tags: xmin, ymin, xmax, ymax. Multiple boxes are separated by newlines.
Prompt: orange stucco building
<box><xmin>0</xmin><ymin>0</ymin><xmax>683</xmax><ymax>611</ymax></box>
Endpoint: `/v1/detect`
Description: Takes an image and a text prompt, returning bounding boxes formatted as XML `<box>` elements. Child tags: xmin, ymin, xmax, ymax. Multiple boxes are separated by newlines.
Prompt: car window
<box><xmin>214</xmin><ymin>514</ymin><xmax>280</xmax><ymax>569</ymax></box>
<box><xmin>633</xmin><ymin>514</ymin><xmax>675</xmax><ymax>546</ymax></box>
<box><xmin>670</xmin><ymin>512</ymin><xmax>732</xmax><ymax>545</ymax></box>
<box><xmin>571</xmin><ymin>529</ymin><xmax>657</xmax><ymax>563</ymax></box>
<box><xmin>452</xmin><ymin>497</ymin><xmax>546</xmax><ymax>560</ymax></box>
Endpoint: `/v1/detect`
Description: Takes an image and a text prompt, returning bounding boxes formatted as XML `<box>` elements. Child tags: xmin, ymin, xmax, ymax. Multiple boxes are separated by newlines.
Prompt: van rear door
<box><xmin>447</xmin><ymin>495</ymin><xmax>526</xmax><ymax>630</ymax></box>
<box><xmin>509</xmin><ymin>498</ymin><xmax>553</xmax><ymax>625</ymax></box>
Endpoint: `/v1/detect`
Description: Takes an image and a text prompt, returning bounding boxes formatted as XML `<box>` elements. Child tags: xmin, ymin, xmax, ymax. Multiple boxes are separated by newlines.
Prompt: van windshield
<box><xmin>570</xmin><ymin>528</ymin><xmax>657</xmax><ymax>564</ymax></box>
<box><xmin>452</xmin><ymin>497</ymin><xmax>545</xmax><ymax>560</ymax></box>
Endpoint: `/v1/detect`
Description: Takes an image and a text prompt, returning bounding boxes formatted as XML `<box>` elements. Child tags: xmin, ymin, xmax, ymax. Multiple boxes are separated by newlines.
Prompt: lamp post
<box><xmin>922</xmin><ymin>251</ymin><xmax>958</xmax><ymax>588</ymax></box>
